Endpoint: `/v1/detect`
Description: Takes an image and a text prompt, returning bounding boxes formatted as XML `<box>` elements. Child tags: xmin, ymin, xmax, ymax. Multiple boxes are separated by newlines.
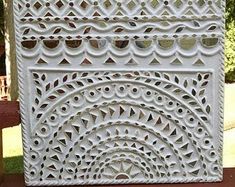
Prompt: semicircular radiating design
<box><xmin>26</xmin><ymin>69</ymin><xmax>220</xmax><ymax>183</ymax></box>
<box><xmin>30</xmin><ymin>97</ymin><xmax>217</xmax><ymax>181</ymax></box>
<box><xmin>35</xmin><ymin>99</ymin><xmax>208</xmax><ymax>158</ymax></box>
<box><xmin>38</xmin><ymin>119</ymin><xmax>200</xmax><ymax>181</ymax></box>
<box><xmin>94</xmin><ymin>153</ymin><xmax>156</xmax><ymax>180</ymax></box>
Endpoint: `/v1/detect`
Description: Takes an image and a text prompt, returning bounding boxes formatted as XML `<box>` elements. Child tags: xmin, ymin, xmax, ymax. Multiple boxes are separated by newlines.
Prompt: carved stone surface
<box><xmin>13</xmin><ymin>0</ymin><xmax>225</xmax><ymax>186</ymax></box>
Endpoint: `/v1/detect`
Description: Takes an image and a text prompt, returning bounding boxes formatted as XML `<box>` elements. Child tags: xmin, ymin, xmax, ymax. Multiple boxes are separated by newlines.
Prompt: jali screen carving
<box><xmin>13</xmin><ymin>0</ymin><xmax>225</xmax><ymax>186</ymax></box>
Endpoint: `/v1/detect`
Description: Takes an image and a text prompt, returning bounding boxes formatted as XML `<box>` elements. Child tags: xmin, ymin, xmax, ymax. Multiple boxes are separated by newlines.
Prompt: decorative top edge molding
<box><xmin>16</xmin><ymin>0</ymin><xmax>224</xmax><ymax>18</ymax></box>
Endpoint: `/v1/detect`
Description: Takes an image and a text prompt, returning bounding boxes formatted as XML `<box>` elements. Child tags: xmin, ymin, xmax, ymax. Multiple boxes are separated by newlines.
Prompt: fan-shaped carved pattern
<box><xmin>25</xmin><ymin>70</ymin><xmax>220</xmax><ymax>185</ymax></box>
<box><xmin>13</xmin><ymin>0</ymin><xmax>224</xmax><ymax>186</ymax></box>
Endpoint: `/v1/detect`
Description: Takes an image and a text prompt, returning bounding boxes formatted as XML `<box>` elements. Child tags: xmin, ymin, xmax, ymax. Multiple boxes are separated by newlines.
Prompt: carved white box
<box><xmin>13</xmin><ymin>0</ymin><xmax>225</xmax><ymax>186</ymax></box>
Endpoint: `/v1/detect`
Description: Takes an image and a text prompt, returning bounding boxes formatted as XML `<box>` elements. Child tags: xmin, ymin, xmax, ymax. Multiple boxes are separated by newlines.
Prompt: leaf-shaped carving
<box><xmin>84</xmin><ymin>27</ymin><xmax>91</xmax><ymax>34</ymax></box>
<box><xmin>48</xmin><ymin>95</ymin><xmax>57</xmax><ymax>100</ymax></box>
<box><xmin>81</xmin><ymin>73</ymin><xmax>88</xmax><ymax>77</ymax></box>
<box><xmin>183</xmin><ymin>80</ymin><xmax>188</xmax><ymax>88</ymax></box>
<box><xmin>189</xmin><ymin>101</ymin><xmax>197</xmax><ymax>106</ymax></box>
<box><xmin>76</xmin><ymin>81</ymin><xmax>84</xmax><ymax>87</ymax></box>
<box><xmin>204</xmin><ymin>74</ymin><xmax>210</xmax><ymax>79</ymax></box>
<box><xmin>202</xmin><ymin>97</ymin><xmax>206</xmax><ymax>104</ymax></box>
<box><xmin>23</xmin><ymin>28</ymin><xmax>30</xmax><ymax>35</ymax></box>
<box><xmin>36</xmin><ymin>113</ymin><xmax>42</xmax><ymax>119</ymax></box>
<box><xmin>41</xmin><ymin>74</ymin><xmax>46</xmax><ymax>81</ymax></box>
<box><xmin>192</xmin><ymin>79</ymin><xmax>197</xmax><ymax>86</ymax></box>
<box><xmin>53</xmin><ymin>27</ymin><xmax>61</xmax><ymax>34</ymax></box>
<box><xmin>63</xmin><ymin>75</ymin><xmax>68</xmax><ymax>82</ymax></box>
<box><xmin>163</xmin><ymin>73</ymin><xmax>170</xmax><ymax>80</ymax></box>
<box><xmin>206</xmin><ymin>105</ymin><xmax>211</xmax><ymax>114</ymax></box>
<box><xmin>199</xmin><ymin>89</ymin><xmax>205</xmax><ymax>96</ymax></box>
<box><xmin>54</xmin><ymin>80</ymin><xmax>59</xmax><ymax>87</ymax></box>
<box><xmin>129</xmin><ymin>22</ymin><xmax>136</xmax><ymax>26</ymax></box>
<box><xmin>57</xmin><ymin>89</ymin><xmax>65</xmax><ymax>94</ymax></box>
<box><xmin>145</xmin><ymin>135</ymin><xmax>149</xmax><ymax>141</ymax></box>
<box><xmin>182</xmin><ymin>95</ymin><xmax>190</xmax><ymax>99</ymax></box>
<box><xmin>34</xmin><ymin>80</ymin><xmax>40</xmax><ymax>86</ymax></box>
<box><xmin>33</xmin><ymin>73</ymin><xmax>39</xmax><ymax>79</ymax></box>
<box><xmin>155</xmin><ymin>72</ymin><xmax>161</xmax><ymax>78</ymax></box>
<box><xmin>87</xmin><ymin>79</ymin><xmax>94</xmax><ymax>83</ymax></box>
<box><xmin>46</xmin><ymin>83</ymin><xmax>50</xmax><ymax>91</ymax></box>
<box><xmin>173</xmin><ymin>88</ymin><xmax>181</xmax><ymax>93</ymax></box>
<box><xmin>106</xmin><ymin>76</ymin><xmax>111</xmax><ymax>80</ymax></box>
<box><xmin>104</xmin><ymin>72</ymin><xmax>109</xmax><ymax>75</ymax></box>
<box><xmin>196</xmin><ymin>108</ymin><xmax>203</xmax><ymax>113</ymax></box>
<box><xmin>175</xmin><ymin>26</ymin><xmax>185</xmax><ymax>33</ymax></box>
<box><xmin>155</xmin><ymin>81</ymin><xmax>161</xmax><ymax>86</ymax></box>
<box><xmin>69</xmin><ymin>22</ymin><xmax>76</xmax><ymax>28</ymax></box>
<box><xmin>125</xmin><ymin>73</ymin><xmax>134</xmax><ymax>79</ymax></box>
<box><xmin>66</xmin><ymin>84</ymin><xmax>75</xmax><ymax>89</ymax></box>
<box><xmin>39</xmin><ymin>23</ymin><xmax>46</xmax><ymax>29</ymax></box>
<box><xmin>145</xmin><ymin>28</ymin><xmax>153</xmax><ymax>33</ymax></box>
<box><xmin>192</xmin><ymin>89</ymin><xmax>196</xmax><ymax>96</ymax></box>
<box><xmin>201</xmin><ymin>81</ymin><xmax>208</xmax><ymax>87</ymax></box>
<box><xmin>193</xmin><ymin>21</ymin><xmax>200</xmax><ymax>27</ymax></box>
<box><xmin>115</xmin><ymin>28</ymin><xmax>124</xmax><ymax>33</ymax></box>
<box><xmin>134</xmin><ymin>72</ymin><xmax>140</xmax><ymax>76</ymax></box>
<box><xmin>198</xmin><ymin>74</ymin><xmax>202</xmax><ymax>81</ymax></box>
<box><xmin>72</xmin><ymin>73</ymin><xmax>77</xmax><ymax>79</ymax></box>
<box><xmin>164</xmin><ymin>84</ymin><xmax>172</xmax><ymax>89</ymax></box>
<box><xmin>174</xmin><ymin>76</ymin><xmax>179</xmax><ymax>84</ymax></box>
<box><xmin>201</xmin><ymin>116</ymin><xmax>208</xmax><ymax>122</ymax></box>
<box><xmin>145</xmin><ymin>79</ymin><xmax>151</xmax><ymax>83</ymax></box>
<box><xmin>35</xmin><ymin>98</ymin><xmax>39</xmax><ymax>105</ymax></box>
<box><xmin>40</xmin><ymin>104</ymin><xmax>48</xmax><ymax>109</ymax></box>
<box><xmin>208</xmin><ymin>25</ymin><xmax>217</xmax><ymax>31</ymax></box>
<box><xmin>36</xmin><ymin>88</ymin><xmax>42</xmax><ymax>96</ymax></box>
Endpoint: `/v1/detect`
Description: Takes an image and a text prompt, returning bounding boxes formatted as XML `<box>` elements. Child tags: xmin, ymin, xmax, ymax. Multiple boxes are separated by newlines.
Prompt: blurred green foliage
<box><xmin>225</xmin><ymin>23</ymin><xmax>235</xmax><ymax>82</ymax></box>
<box><xmin>225</xmin><ymin>0</ymin><xmax>235</xmax><ymax>82</ymax></box>
<box><xmin>226</xmin><ymin>0</ymin><xmax>235</xmax><ymax>24</ymax></box>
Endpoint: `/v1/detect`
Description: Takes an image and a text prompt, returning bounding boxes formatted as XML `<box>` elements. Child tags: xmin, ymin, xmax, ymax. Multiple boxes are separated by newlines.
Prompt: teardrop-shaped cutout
<box><xmin>208</xmin><ymin>25</ymin><xmax>217</xmax><ymax>31</ymax></box>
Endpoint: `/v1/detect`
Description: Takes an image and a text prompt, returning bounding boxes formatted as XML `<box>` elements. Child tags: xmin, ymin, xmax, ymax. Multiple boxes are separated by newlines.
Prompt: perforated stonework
<box><xmin>13</xmin><ymin>0</ymin><xmax>225</xmax><ymax>186</ymax></box>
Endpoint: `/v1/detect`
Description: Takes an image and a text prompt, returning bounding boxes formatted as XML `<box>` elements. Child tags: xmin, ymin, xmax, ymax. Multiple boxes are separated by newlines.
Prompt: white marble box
<box><xmin>13</xmin><ymin>0</ymin><xmax>225</xmax><ymax>186</ymax></box>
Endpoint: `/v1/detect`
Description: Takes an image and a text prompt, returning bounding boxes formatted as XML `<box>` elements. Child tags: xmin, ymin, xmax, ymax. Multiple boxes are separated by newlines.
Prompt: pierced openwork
<box><xmin>13</xmin><ymin>0</ymin><xmax>225</xmax><ymax>186</ymax></box>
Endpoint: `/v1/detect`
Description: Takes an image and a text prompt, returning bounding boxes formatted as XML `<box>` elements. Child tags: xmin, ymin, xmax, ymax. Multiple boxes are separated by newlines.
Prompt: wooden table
<box><xmin>0</xmin><ymin>101</ymin><xmax>234</xmax><ymax>187</ymax></box>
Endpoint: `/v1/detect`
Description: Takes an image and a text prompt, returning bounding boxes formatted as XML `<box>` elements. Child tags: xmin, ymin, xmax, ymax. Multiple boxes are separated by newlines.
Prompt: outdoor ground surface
<box><xmin>2</xmin><ymin>84</ymin><xmax>235</xmax><ymax>173</ymax></box>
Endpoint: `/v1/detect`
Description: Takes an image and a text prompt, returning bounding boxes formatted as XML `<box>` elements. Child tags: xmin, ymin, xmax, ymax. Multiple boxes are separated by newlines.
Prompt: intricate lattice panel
<box><xmin>13</xmin><ymin>0</ymin><xmax>225</xmax><ymax>186</ymax></box>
